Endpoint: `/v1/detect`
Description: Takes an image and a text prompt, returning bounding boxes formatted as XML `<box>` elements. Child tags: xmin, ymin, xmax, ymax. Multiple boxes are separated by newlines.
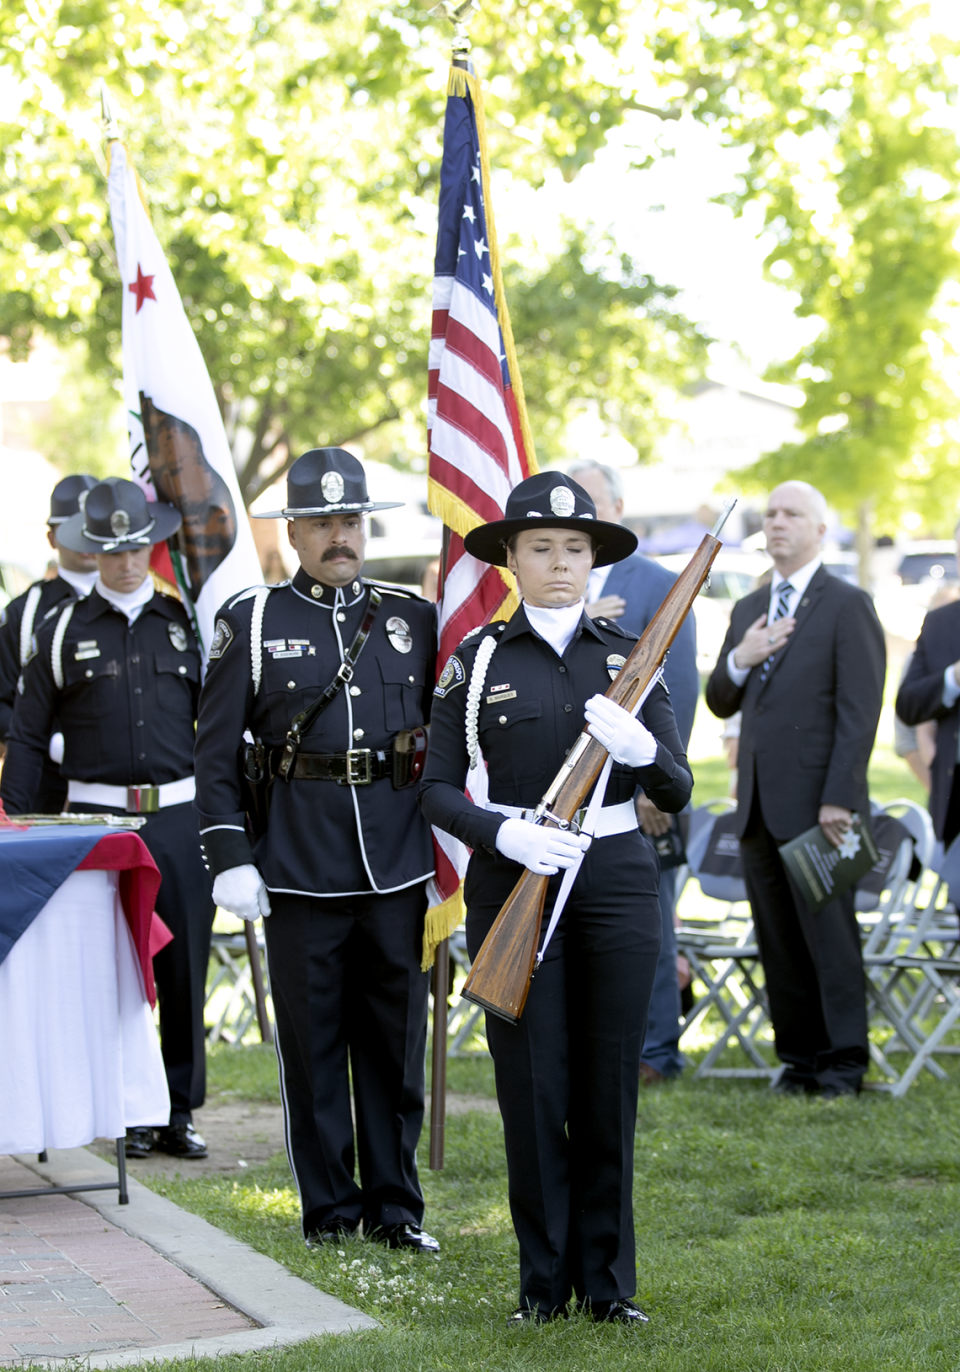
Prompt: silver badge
<box><xmin>78</xmin><ymin>490</ymin><xmax>89</xmax><ymax>514</ymax></box>
<box><xmin>606</xmin><ymin>653</ymin><xmax>627</xmax><ymax>681</ymax></box>
<box><xmin>168</xmin><ymin>622</ymin><xmax>188</xmax><ymax>652</ymax></box>
<box><xmin>110</xmin><ymin>508</ymin><xmax>131</xmax><ymax>537</ymax></box>
<box><xmin>549</xmin><ymin>486</ymin><xmax>576</xmax><ymax>518</ymax></box>
<box><xmin>321</xmin><ymin>471</ymin><xmax>345</xmax><ymax>504</ymax></box>
<box><xmin>208</xmin><ymin>618</ymin><xmax>233</xmax><ymax>660</ymax></box>
<box><xmin>387</xmin><ymin>615</ymin><xmax>412</xmax><ymax>654</ymax></box>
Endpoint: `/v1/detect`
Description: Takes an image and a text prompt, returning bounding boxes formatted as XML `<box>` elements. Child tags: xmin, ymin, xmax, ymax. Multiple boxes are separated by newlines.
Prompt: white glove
<box><xmin>584</xmin><ymin>694</ymin><xmax>658</xmax><ymax>768</ymax></box>
<box><xmin>49</xmin><ymin>732</ymin><xmax>65</xmax><ymax>764</ymax></box>
<box><xmin>213</xmin><ymin>864</ymin><xmax>272</xmax><ymax>922</ymax></box>
<box><xmin>495</xmin><ymin>817</ymin><xmax>590</xmax><ymax>876</ymax></box>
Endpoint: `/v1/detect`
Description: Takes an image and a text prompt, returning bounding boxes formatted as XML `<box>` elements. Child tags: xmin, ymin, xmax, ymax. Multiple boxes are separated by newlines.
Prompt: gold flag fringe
<box><xmin>421</xmin><ymin>888</ymin><xmax>464</xmax><ymax>972</ymax></box>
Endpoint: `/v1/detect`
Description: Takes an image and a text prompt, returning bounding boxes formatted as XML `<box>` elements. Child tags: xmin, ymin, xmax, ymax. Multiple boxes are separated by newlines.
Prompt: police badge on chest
<box><xmin>386</xmin><ymin>616</ymin><xmax>412</xmax><ymax>654</ymax></box>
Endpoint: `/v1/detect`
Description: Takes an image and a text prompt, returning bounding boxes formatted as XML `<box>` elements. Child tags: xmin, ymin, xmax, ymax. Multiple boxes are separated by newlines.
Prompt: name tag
<box><xmin>486</xmin><ymin>690</ymin><xmax>517</xmax><ymax>704</ymax></box>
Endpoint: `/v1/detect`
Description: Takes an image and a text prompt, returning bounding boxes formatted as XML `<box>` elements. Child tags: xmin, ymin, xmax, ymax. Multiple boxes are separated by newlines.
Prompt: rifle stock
<box><xmin>461</xmin><ymin>530</ymin><xmax>725</xmax><ymax>1024</ymax></box>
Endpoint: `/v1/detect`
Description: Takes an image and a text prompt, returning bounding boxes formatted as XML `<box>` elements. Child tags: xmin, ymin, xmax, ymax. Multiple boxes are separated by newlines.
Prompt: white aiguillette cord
<box><xmin>535</xmin><ymin>666</ymin><xmax>664</xmax><ymax>967</ymax></box>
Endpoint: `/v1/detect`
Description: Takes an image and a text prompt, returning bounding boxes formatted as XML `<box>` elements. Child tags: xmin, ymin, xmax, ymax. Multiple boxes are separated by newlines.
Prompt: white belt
<box><xmin>67</xmin><ymin>776</ymin><xmax>196</xmax><ymax>814</ymax></box>
<box><xmin>485</xmin><ymin>798</ymin><xmax>637</xmax><ymax>839</ymax></box>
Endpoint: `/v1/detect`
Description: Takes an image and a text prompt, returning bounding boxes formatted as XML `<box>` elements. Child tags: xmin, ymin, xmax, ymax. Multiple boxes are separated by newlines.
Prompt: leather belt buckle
<box><xmin>341</xmin><ymin>749</ymin><xmax>372</xmax><ymax>786</ymax></box>
<box><xmin>127</xmin><ymin>785</ymin><xmax>160</xmax><ymax>813</ymax></box>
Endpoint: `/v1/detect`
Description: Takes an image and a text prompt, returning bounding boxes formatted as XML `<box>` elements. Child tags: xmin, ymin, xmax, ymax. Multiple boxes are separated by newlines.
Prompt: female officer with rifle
<box><xmin>419</xmin><ymin>471</ymin><xmax>693</xmax><ymax>1328</ymax></box>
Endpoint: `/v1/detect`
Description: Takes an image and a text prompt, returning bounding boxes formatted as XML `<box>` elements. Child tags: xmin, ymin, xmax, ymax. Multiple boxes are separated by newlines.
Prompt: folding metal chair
<box><xmin>206</xmin><ymin>926</ymin><xmax>273</xmax><ymax>1044</ymax></box>
<box><xmin>446</xmin><ymin>927</ymin><xmax>488</xmax><ymax>1056</ymax></box>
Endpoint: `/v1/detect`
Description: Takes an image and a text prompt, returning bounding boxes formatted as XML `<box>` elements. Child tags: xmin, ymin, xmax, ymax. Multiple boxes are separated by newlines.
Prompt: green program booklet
<box><xmin>778</xmin><ymin>813</ymin><xmax>879</xmax><ymax>913</ymax></box>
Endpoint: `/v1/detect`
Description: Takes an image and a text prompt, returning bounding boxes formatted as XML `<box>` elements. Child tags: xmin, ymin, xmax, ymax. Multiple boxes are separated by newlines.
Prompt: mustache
<box><xmin>321</xmin><ymin>546</ymin><xmax>359</xmax><ymax>563</ymax></box>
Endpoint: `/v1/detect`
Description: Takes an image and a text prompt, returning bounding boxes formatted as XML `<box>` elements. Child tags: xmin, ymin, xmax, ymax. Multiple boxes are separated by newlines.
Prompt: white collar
<box><xmin>522</xmin><ymin>599</ymin><xmax>585</xmax><ymax>657</ymax></box>
<box><xmin>57</xmin><ymin>566</ymin><xmax>99</xmax><ymax>597</ymax></box>
<box><xmin>772</xmin><ymin>556</ymin><xmax>822</xmax><ymax>600</ymax></box>
<box><xmin>94</xmin><ymin>575</ymin><xmax>155</xmax><ymax>624</ymax></box>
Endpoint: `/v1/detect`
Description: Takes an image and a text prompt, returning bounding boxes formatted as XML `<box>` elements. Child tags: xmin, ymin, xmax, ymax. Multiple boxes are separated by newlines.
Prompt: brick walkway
<box><xmin>0</xmin><ymin>1157</ymin><xmax>254</xmax><ymax>1363</ymax></box>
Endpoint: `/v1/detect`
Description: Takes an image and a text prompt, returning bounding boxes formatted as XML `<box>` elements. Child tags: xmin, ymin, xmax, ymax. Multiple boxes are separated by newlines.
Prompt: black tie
<box><xmin>759</xmin><ymin>581</ymin><xmax>794</xmax><ymax>683</ymax></box>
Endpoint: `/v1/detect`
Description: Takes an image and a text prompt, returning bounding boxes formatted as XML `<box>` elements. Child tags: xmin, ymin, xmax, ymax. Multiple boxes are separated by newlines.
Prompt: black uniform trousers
<box><xmin>739</xmin><ymin>796</ymin><xmax>868</xmax><ymax>1092</ymax></box>
<box><xmin>76</xmin><ymin>801</ymin><xmax>214</xmax><ymax>1121</ymax></box>
<box><xmin>465</xmin><ymin>831</ymin><xmax>662</xmax><ymax>1314</ymax></box>
<box><xmin>264</xmin><ymin>885</ymin><xmax>430</xmax><ymax>1238</ymax></box>
<box><xmin>33</xmin><ymin>757</ymin><xmax>68</xmax><ymax>816</ymax></box>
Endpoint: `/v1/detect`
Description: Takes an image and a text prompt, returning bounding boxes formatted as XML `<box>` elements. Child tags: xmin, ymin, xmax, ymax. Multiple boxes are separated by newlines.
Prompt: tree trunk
<box><xmin>855</xmin><ymin>498</ymin><xmax>873</xmax><ymax>590</ymax></box>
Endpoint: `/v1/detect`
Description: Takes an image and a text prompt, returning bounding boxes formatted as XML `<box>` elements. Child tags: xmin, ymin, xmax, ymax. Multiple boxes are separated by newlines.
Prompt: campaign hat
<box><xmin>48</xmin><ymin>474</ymin><xmax>99</xmax><ymax>526</ymax></box>
<box><xmin>57</xmin><ymin>477</ymin><xmax>182</xmax><ymax>553</ymax></box>
<box><xmin>463</xmin><ymin>471</ymin><xmax>638</xmax><ymax>568</ymax></box>
<box><xmin>254</xmin><ymin>447</ymin><xmax>403</xmax><ymax>519</ymax></box>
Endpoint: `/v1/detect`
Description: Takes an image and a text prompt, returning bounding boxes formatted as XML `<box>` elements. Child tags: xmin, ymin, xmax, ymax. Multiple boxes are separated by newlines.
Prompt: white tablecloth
<box><xmin>0</xmin><ymin>868</ymin><xmax>169</xmax><ymax>1154</ymax></box>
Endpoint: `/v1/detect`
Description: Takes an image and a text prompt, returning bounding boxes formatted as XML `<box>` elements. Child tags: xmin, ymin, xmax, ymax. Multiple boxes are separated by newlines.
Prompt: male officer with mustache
<box><xmin>193</xmin><ymin>448</ymin><xmax>440</xmax><ymax>1253</ymax></box>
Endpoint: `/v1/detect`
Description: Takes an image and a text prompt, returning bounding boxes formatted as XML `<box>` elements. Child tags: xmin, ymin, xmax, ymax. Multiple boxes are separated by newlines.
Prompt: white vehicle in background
<box><xmin>874</xmin><ymin>541</ymin><xmax>959</xmax><ymax>643</ymax></box>
<box><xmin>655</xmin><ymin>550</ymin><xmax>772</xmax><ymax>673</ymax></box>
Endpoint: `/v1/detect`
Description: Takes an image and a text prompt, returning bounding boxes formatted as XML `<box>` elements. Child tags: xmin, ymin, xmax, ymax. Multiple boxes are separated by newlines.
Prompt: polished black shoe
<box><xmin>506</xmin><ymin>1305</ymin><xmax>562</xmax><ymax>1327</ymax></box>
<box><xmin>367</xmin><ymin>1223</ymin><xmax>440</xmax><ymax>1254</ymax></box>
<box><xmin>124</xmin><ymin>1126</ymin><xmax>155</xmax><ymax>1158</ymax></box>
<box><xmin>591</xmin><ymin>1298</ymin><xmax>650</xmax><ymax>1326</ymax></box>
<box><xmin>305</xmin><ymin>1219</ymin><xmax>357</xmax><ymax>1249</ymax></box>
<box><xmin>770</xmin><ymin>1067</ymin><xmax>815</xmax><ymax>1096</ymax></box>
<box><xmin>155</xmin><ymin>1121</ymin><xmax>208</xmax><ymax>1158</ymax></box>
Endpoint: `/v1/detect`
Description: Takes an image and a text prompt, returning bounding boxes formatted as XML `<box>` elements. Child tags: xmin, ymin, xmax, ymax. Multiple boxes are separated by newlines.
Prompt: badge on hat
<box><xmin>550</xmin><ymin>486</ymin><xmax>576</xmax><ymax>518</ymax></box>
<box><xmin>168</xmin><ymin>622</ymin><xmax>188</xmax><ymax>652</ymax></box>
<box><xmin>606</xmin><ymin>653</ymin><xmax>627</xmax><ymax>681</ymax></box>
<box><xmin>387</xmin><ymin>615</ymin><xmax>412</xmax><ymax>654</ymax></box>
<box><xmin>321</xmin><ymin>471</ymin><xmax>345</xmax><ymax>504</ymax></box>
<box><xmin>110</xmin><ymin>509</ymin><xmax>131</xmax><ymax>537</ymax></box>
<box><xmin>208</xmin><ymin>618</ymin><xmax>234</xmax><ymax>660</ymax></box>
<box><xmin>434</xmin><ymin>654</ymin><xmax>465</xmax><ymax>697</ymax></box>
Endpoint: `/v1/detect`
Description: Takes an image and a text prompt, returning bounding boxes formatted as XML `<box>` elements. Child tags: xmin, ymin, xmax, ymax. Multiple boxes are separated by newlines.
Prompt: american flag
<box><xmin>423</xmin><ymin>65</ymin><xmax>538</xmax><ymax>964</ymax></box>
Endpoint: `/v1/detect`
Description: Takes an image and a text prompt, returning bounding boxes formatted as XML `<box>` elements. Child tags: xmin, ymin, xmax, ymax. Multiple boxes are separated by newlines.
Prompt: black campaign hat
<box><xmin>48</xmin><ymin>474</ymin><xmax>98</xmax><ymax>526</ymax></box>
<box><xmin>57</xmin><ymin>477</ymin><xmax>182</xmax><ymax>554</ymax></box>
<box><xmin>253</xmin><ymin>447</ymin><xmax>403</xmax><ymax>519</ymax></box>
<box><xmin>463</xmin><ymin>471</ymin><xmax>638</xmax><ymax>568</ymax></box>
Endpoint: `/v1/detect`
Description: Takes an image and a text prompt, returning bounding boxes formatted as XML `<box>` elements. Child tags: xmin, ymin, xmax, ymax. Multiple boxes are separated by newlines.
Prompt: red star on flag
<box><xmin>129</xmin><ymin>264</ymin><xmax>156</xmax><ymax>313</ymax></box>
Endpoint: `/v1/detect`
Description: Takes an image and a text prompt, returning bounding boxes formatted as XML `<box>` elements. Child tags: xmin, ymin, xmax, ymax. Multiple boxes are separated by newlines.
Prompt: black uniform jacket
<box><xmin>193</xmin><ymin>569</ymin><xmax>437</xmax><ymax>898</ymax></box>
<box><xmin>0</xmin><ymin>587</ymin><xmax>201</xmax><ymax>815</ymax></box>
<box><xmin>0</xmin><ymin>576</ymin><xmax>78</xmax><ymax>740</ymax></box>
<box><xmin>705</xmin><ymin>565</ymin><xmax>885</xmax><ymax>842</ymax></box>
<box><xmin>896</xmin><ymin>598</ymin><xmax>960</xmax><ymax>840</ymax></box>
<box><xmin>418</xmin><ymin>607</ymin><xmax>692</xmax><ymax>853</ymax></box>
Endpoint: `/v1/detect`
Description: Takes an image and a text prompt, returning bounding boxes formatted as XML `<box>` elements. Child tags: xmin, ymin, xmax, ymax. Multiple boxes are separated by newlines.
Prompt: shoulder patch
<box><xmin>228</xmin><ymin>583</ymin><xmax>275</xmax><ymax>610</ymax></box>
<box><xmin>434</xmin><ymin>654</ymin><xmax>466</xmax><ymax>698</ymax></box>
<box><xmin>208</xmin><ymin>618</ymin><xmax>235</xmax><ymax>660</ymax></box>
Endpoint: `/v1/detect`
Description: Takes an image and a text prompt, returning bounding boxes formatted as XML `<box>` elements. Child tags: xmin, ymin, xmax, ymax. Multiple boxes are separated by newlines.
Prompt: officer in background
<box><xmin>0</xmin><ymin>474</ymin><xmax>99</xmax><ymax>812</ymax></box>
<box><xmin>1</xmin><ymin>478</ymin><xmax>214</xmax><ymax>1159</ymax></box>
<box><xmin>194</xmin><ymin>448</ymin><xmax>440</xmax><ymax>1253</ymax></box>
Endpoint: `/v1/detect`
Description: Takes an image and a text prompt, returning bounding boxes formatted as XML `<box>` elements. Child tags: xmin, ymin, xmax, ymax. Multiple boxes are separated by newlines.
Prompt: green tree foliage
<box><xmin>0</xmin><ymin>0</ymin><xmax>704</xmax><ymax>501</ymax></box>
<box><xmin>649</xmin><ymin>0</ymin><xmax>960</xmax><ymax>557</ymax></box>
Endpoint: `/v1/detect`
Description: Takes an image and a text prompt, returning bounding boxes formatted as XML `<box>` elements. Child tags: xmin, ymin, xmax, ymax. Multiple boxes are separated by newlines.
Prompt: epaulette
<box><xmin>591</xmin><ymin>616</ymin><xmax>633</xmax><ymax>639</ymax></box>
<box><xmin>458</xmin><ymin>621</ymin><xmax>506</xmax><ymax>651</ymax></box>
<box><xmin>227</xmin><ymin>582</ymin><xmax>284</xmax><ymax>611</ymax></box>
<box><xmin>363</xmin><ymin>578</ymin><xmax>430</xmax><ymax>604</ymax></box>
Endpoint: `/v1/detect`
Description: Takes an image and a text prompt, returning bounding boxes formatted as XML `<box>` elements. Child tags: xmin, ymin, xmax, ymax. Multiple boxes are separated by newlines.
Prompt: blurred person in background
<box><xmin>569</xmin><ymin>459</ymin><xmax>699</xmax><ymax>1086</ymax></box>
<box><xmin>896</xmin><ymin>528</ymin><xmax>960</xmax><ymax>847</ymax></box>
<box><xmin>707</xmin><ymin>480</ymin><xmax>884</xmax><ymax>1098</ymax></box>
<box><xmin>0</xmin><ymin>475</ymin><xmax>98</xmax><ymax>811</ymax></box>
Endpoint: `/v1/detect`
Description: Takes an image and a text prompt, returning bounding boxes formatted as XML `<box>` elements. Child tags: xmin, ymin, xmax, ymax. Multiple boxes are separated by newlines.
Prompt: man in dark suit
<box><xmin>570</xmin><ymin>460</ymin><xmax>698</xmax><ymax>1083</ymax></box>
<box><xmin>706</xmin><ymin>481</ymin><xmax>885</xmax><ymax>1097</ymax></box>
<box><xmin>896</xmin><ymin>527</ymin><xmax>960</xmax><ymax>845</ymax></box>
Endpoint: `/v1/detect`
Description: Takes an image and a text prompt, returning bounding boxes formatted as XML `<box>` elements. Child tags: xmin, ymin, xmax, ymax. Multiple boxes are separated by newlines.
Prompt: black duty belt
<box><xmin>290</xmin><ymin>747</ymin><xmax>394</xmax><ymax>785</ymax></box>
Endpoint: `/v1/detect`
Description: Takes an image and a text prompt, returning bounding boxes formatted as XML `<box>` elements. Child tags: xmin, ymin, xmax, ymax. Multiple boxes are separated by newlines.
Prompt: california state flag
<box><xmin>107</xmin><ymin>139</ymin><xmax>261</xmax><ymax>659</ymax></box>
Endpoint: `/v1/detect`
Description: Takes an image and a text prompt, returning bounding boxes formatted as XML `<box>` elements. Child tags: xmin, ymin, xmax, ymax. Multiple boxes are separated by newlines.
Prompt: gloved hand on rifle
<box><xmin>584</xmin><ymin>695</ymin><xmax>658</xmax><ymax>768</ymax></box>
<box><xmin>213</xmin><ymin>864</ymin><xmax>272</xmax><ymax>922</ymax></box>
<box><xmin>495</xmin><ymin>817</ymin><xmax>590</xmax><ymax>876</ymax></box>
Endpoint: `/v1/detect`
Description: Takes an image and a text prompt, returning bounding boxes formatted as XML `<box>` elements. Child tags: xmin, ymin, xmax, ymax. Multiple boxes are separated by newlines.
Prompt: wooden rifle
<box><xmin>460</xmin><ymin>501</ymin><xmax>736</xmax><ymax>1024</ymax></box>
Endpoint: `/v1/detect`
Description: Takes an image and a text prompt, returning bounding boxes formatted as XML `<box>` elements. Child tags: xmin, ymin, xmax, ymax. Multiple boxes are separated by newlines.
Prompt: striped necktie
<box><xmin>759</xmin><ymin>580</ymin><xmax>794</xmax><ymax>682</ymax></box>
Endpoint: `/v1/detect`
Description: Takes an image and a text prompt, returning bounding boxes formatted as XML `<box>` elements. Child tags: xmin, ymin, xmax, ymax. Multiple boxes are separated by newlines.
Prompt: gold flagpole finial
<box><xmin>431</xmin><ymin>0</ymin><xmax>480</xmax><ymax>60</ymax></box>
<box><xmin>100</xmin><ymin>82</ymin><xmax>120</xmax><ymax>143</ymax></box>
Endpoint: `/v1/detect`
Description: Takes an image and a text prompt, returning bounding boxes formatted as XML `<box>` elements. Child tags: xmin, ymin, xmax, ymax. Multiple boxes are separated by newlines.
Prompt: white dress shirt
<box><xmin>726</xmin><ymin>556</ymin><xmax>823</xmax><ymax>687</ymax></box>
<box><xmin>587</xmin><ymin>564</ymin><xmax>613</xmax><ymax>605</ymax></box>
<box><xmin>57</xmin><ymin>567</ymin><xmax>99</xmax><ymax>597</ymax></box>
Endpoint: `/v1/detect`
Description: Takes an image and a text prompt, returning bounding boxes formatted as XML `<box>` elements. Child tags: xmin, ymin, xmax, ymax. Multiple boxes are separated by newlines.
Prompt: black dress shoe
<box><xmin>305</xmin><ymin>1219</ymin><xmax>357</xmax><ymax>1249</ymax></box>
<box><xmin>590</xmin><ymin>1298</ymin><xmax>650</xmax><ymax>1326</ymax></box>
<box><xmin>506</xmin><ymin>1305</ymin><xmax>564</xmax><ymax>1326</ymax></box>
<box><xmin>124</xmin><ymin>1126</ymin><xmax>155</xmax><ymax>1158</ymax></box>
<box><xmin>367</xmin><ymin>1223</ymin><xmax>440</xmax><ymax>1254</ymax></box>
<box><xmin>155</xmin><ymin>1121</ymin><xmax>208</xmax><ymax>1158</ymax></box>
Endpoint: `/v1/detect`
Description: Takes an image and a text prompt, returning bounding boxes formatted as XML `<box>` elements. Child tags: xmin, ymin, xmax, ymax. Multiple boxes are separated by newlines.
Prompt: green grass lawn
<box><xmin>145</xmin><ymin>1046</ymin><xmax>960</xmax><ymax>1372</ymax></box>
